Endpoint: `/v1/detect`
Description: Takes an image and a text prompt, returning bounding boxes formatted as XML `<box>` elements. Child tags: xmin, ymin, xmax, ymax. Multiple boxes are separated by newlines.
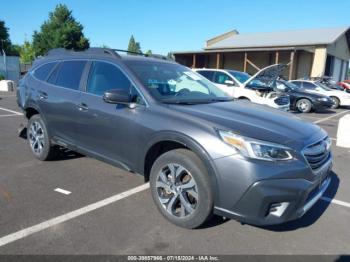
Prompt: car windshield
<box><xmin>125</xmin><ymin>61</ymin><xmax>232</xmax><ymax>104</ymax></box>
<box><xmin>228</xmin><ymin>70</ymin><xmax>251</xmax><ymax>83</ymax></box>
<box><xmin>315</xmin><ymin>82</ymin><xmax>332</xmax><ymax>91</ymax></box>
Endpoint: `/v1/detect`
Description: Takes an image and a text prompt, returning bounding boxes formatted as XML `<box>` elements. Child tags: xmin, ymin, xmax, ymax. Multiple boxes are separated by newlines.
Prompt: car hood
<box><xmin>243</xmin><ymin>64</ymin><xmax>287</xmax><ymax>90</ymax></box>
<box><xmin>170</xmin><ymin>101</ymin><xmax>325</xmax><ymax>150</ymax></box>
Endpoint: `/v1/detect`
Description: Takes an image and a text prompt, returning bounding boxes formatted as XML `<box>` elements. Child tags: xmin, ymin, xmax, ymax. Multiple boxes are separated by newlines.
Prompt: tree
<box><xmin>145</xmin><ymin>50</ymin><xmax>152</xmax><ymax>56</ymax></box>
<box><xmin>127</xmin><ymin>35</ymin><xmax>141</xmax><ymax>54</ymax></box>
<box><xmin>0</xmin><ymin>20</ymin><xmax>19</xmax><ymax>56</ymax></box>
<box><xmin>16</xmin><ymin>41</ymin><xmax>35</xmax><ymax>63</ymax></box>
<box><xmin>32</xmin><ymin>4</ymin><xmax>89</xmax><ymax>56</ymax></box>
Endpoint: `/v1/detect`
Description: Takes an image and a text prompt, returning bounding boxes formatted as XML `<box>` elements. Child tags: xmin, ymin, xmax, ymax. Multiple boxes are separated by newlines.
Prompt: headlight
<box><xmin>218</xmin><ymin>130</ymin><xmax>293</xmax><ymax>161</ymax></box>
<box><xmin>317</xmin><ymin>97</ymin><xmax>329</xmax><ymax>102</ymax></box>
<box><xmin>325</xmin><ymin>137</ymin><xmax>332</xmax><ymax>150</ymax></box>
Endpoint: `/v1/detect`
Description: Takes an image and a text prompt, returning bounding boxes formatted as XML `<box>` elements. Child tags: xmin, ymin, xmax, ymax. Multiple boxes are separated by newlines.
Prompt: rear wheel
<box><xmin>330</xmin><ymin>96</ymin><xmax>340</xmax><ymax>109</ymax></box>
<box><xmin>150</xmin><ymin>149</ymin><xmax>213</xmax><ymax>229</ymax></box>
<box><xmin>296</xmin><ymin>98</ymin><xmax>312</xmax><ymax>113</ymax></box>
<box><xmin>27</xmin><ymin>114</ymin><xmax>59</xmax><ymax>161</ymax></box>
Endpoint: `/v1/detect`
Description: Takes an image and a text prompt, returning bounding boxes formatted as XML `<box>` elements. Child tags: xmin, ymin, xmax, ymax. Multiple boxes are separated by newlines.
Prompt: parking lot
<box><xmin>0</xmin><ymin>91</ymin><xmax>350</xmax><ymax>255</ymax></box>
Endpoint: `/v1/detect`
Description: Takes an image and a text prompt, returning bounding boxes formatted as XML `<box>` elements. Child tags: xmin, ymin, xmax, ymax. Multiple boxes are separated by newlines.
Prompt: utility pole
<box><xmin>1</xmin><ymin>39</ymin><xmax>7</xmax><ymax>79</ymax></box>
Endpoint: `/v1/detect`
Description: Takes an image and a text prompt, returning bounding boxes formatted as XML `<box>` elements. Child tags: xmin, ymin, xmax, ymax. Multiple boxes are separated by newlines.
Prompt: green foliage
<box><xmin>32</xmin><ymin>4</ymin><xmax>89</xmax><ymax>56</ymax></box>
<box><xmin>127</xmin><ymin>35</ymin><xmax>141</xmax><ymax>54</ymax></box>
<box><xmin>0</xmin><ymin>74</ymin><xmax>5</xmax><ymax>81</ymax></box>
<box><xmin>16</xmin><ymin>41</ymin><xmax>36</xmax><ymax>63</ymax></box>
<box><xmin>145</xmin><ymin>50</ymin><xmax>152</xmax><ymax>56</ymax></box>
<box><xmin>0</xmin><ymin>20</ymin><xmax>19</xmax><ymax>56</ymax></box>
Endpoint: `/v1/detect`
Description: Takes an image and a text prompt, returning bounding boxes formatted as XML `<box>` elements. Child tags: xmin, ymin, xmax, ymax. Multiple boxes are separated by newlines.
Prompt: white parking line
<box><xmin>54</xmin><ymin>188</ymin><xmax>72</xmax><ymax>195</ymax></box>
<box><xmin>0</xmin><ymin>183</ymin><xmax>149</xmax><ymax>248</ymax></box>
<box><xmin>321</xmin><ymin>197</ymin><xmax>350</xmax><ymax>208</ymax></box>
<box><xmin>0</xmin><ymin>107</ymin><xmax>23</xmax><ymax>116</ymax></box>
<box><xmin>313</xmin><ymin>110</ymin><xmax>350</xmax><ymax>124</ymax></box>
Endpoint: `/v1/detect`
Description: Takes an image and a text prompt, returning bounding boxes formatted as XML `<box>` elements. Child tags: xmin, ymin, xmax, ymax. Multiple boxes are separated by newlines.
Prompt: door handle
<box><xmin>77</xmin><ymin>102</ymin><xmax>89</xmax><ymax>111</ymax></box>
<box><xmin>38</xmin><ymin>91</ymin><xmax>48</xmax><ymax>100</ymax></box>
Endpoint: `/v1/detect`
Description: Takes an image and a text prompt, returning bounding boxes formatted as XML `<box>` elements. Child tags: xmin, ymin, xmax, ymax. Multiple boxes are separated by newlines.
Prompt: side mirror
<box><xmin>224</xmin><ymin>80</ymin><xmax>235</xmax><ymax>86</ymax></box>
<box><xmin>103</xmin><ymin>89</ymin><xmax>135</xmax><ymax>108</ymax></box>
<box><xmin>315</xmin><ymin>87</ymin><xmax>321</xmax><ymax>91</ymax></box>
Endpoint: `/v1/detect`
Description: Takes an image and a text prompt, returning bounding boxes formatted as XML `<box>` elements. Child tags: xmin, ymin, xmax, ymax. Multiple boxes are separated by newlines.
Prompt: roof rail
<box><xmin>113</xmin><ymin>49</ymin><xmax>172</xmax><ymax>61</ymax></box>
<box><xmin>46</xmin><ymin>48</ymin><xmax>121</xmax><ymax>58</ymax></box>
<box><xmin>46</xmin><ymin>47</ymin><xmax>172</xmax><ymax>61</ymax></box>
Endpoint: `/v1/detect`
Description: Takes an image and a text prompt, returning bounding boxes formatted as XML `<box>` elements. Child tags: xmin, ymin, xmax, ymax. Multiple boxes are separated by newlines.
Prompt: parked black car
<box><xmin>17</xmin><ymin>48</ymin><xmax>332</xmax><ymax>228</ymax></box>
<box><xmin>276</xmin><ymin>80</ymin><xmax>333</xmax><ymax>113</ymax></box>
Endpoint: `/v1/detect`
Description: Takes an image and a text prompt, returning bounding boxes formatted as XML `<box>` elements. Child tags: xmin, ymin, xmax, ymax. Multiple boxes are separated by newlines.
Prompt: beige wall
<box><xmin>311</xmin><ymin>47</ymin><xmax>327</xmax><ymax>77</ymax></box>
<box><xmin>295</xmin><ymin>50</ymin><xmax>313</xmax><ymax>79</ymax></box>
<box><xmin>327</xmin><ymin>34</ymin><xmax>350</xmax><ymax>61</ymax></box>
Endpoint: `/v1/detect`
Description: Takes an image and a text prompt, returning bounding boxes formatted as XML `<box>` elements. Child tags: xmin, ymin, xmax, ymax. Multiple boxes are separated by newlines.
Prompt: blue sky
<box><xmin>1</xmin><ymin>0</ymin><xmax>350</xmax><ymax>54</ymax></box>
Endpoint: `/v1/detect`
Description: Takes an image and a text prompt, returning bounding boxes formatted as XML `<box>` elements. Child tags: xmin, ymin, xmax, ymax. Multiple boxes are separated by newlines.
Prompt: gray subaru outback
<box><xmin>17</xmin><ymin>48</ymin><xmax>332</xmax><ymax>228</ymax></box>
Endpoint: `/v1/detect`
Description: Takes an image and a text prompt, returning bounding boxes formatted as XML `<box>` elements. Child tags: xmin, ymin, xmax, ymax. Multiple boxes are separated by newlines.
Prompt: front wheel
<box><xmin>150</xmin><ymin>149</ymin><xmax>213</xmax><ymax>229</ymax></box>
<box><xmin>296</xmin><ymin>98</ymin><xmax>312</xmax><ymax>113</ymax></box>
<box><xmin>27</xmin><ymin>114</ymin><xmax>59</xmax><ymax>161</ymax></box>
<box><xmin>330</xmin><ymin>96</ymin><xmax>340</xmax><ymax>109</ymax></box>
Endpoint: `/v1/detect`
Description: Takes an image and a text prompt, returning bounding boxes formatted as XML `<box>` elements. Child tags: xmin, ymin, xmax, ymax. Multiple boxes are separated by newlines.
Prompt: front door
<box><xmin>75</xmin><ymin>61</ymin><xmax>145</xmax><ymax>168</ymax></box>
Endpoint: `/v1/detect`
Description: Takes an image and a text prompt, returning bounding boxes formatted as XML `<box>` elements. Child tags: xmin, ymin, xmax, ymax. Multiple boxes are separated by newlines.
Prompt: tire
<box><xmin>330</xmin><ymin>96</ymin><xmax>340</xmax><ymax>109</ymax></box>
<box><xmin>27</xmin><ymin>114</ymin><xmax>59</xmax><ymax>161</ymax></box>
<box><xmin>296</xmin><ymin>98</ymin><xmax>312</xmax><ymax>113</ymax></box>
<box><xmin>150</xmin><ymin>149</ymin><xmax>213</xmax><ymax>229</ymax></box>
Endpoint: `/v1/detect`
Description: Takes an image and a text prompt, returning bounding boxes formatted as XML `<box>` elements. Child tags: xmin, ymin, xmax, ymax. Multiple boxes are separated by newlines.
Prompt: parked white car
<box><xmin>289</xmin><ymin>80</ymin><xmax>350</xmax><ymax>109</ymax></box>
<box><xmin>194</xmin><ymin>64</ymin><xmax>290</xmax><ymax>111</ymax></box>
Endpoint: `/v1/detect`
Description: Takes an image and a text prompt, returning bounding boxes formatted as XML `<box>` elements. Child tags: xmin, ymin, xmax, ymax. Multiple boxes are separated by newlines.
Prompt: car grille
<box><xmin>303</xmin><ymin>137</ymin><xmax>331</xmax><ymax>170</ymax></box>
<box><xmin>274</xmin><ymin>95</ymin><xmax>289</xmax><ymax>105</ymax></box>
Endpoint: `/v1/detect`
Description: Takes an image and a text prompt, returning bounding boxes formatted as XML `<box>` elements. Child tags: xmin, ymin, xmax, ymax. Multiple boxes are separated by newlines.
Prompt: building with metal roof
<box><xmin>173</xmin><ymin>27</ymin><xmax>350</xmax><ymax>81</ymax></box>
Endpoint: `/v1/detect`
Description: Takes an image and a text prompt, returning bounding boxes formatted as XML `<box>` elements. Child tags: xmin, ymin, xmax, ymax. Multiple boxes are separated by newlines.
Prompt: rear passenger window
<box><xmin>33</xmin><ymin>62</ymin><xmax>57</xmax><ymax>81</ymax></box>
<box><xmin>87</xmin><ymin>62</ymin><xmax>131</xmax><ymax>96</ymax></box>
<box><xmin>54</xmin><ymin>61</ymin><xmax>87</xmax><ymax>90</ymax></box>
<box><xmin>197</xmin><ymin>71</ymin><xmax>215</xmax><ymax>81</ymax></box>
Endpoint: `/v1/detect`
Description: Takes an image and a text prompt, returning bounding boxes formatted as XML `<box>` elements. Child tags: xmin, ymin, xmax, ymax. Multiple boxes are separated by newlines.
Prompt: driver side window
<box><xmin>87</xmin><ymin>62</ymin><xmax>131</xmax><ymax>96</ymax></box>
<box><xmin>213</xmin><ymin>72</ymin><xmax>231</xmax><ymax>85</ymax></box>
<box><xmin>302</xmin><ymin>82</ymin><xmax>317</xmax><ymax>90</ymax></box>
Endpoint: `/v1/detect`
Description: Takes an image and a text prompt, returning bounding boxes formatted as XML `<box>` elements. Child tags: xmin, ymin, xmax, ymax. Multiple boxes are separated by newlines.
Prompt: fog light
<box><xmin>268</xmin><ymin>202</ymin><xmax>290</xmax><ymax>217</ymax></box>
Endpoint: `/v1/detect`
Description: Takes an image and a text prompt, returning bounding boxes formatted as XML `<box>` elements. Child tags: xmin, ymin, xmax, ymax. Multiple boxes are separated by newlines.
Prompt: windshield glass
<box><xmin>125</xmin><ymin>61</ymin><xmax>232</xmax><ymax>104</ymax></box>
<box><xmin>315</xmin><ymin>82</ymin><xmax>332</xmax><ymax>91</ymax></box>
<box><xmin>228</xmin><ymin>70</ymin><xmax>251</xmax><ymax>83</ymax></box>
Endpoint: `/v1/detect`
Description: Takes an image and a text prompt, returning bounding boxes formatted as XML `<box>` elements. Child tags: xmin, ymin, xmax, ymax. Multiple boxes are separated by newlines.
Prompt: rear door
<box><xmin>75</xmin><ymin>61</ymin><xmax>145</xmax><ymax>168</ymax></box>
<box><xmin>37</xmin><ymin>60</ymin><xmax>87</xmax><ymax>144</ymax></box>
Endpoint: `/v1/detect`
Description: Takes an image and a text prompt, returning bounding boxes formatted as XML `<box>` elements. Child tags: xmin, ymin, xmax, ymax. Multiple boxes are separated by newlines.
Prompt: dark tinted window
<box><xmin>213</xmin><ymin>72</ymin><xmax>231</xmax><ymax>84</ymax></box>
<box><xmin>47</xmin><ymin>63</ymin><xmax>61</xmax><ymax>84</ymax></box>
<box><xmin>87</xmin><ymin>62</ymin><xmax>131</xmax><ymax>96</ymax></box>
<box><xmin>303</xmin><ymin>82</ymin><xmax>317</xmax><ymax>89</ymax></box>
<box><xmin>55</xmin><ymin>61</ymin><xmax>86</xmax><ymax>90</ymax></box>
<box><xmin>197</xmin><ymin>70</ymin><xmax>215</xmax><ymax>81</ymax></box>
<box><xmin>291</xmin><ymin>81</ymin><xmax>302</xmax><ymax>87</ymax></box>
<box><xmin>33</xmin><ymin>62</ymin><xmax>57</xmax><ymax>81</ymax></box>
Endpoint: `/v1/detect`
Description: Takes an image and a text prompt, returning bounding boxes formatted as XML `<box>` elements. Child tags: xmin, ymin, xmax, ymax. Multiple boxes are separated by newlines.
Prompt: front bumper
<box><xmin>212</xmin><ymin>152</ymin><xmax>333</xmax><ymax>226</ymax></box>
<box><xmin>312</xmin><ymin>100</ymin><xmax>333</xmax><ymax>110</ymax></box>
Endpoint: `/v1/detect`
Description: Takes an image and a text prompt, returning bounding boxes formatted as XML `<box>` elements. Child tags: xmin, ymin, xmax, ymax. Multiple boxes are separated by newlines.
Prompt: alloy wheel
<box><xmin>155</xmin><ymin>163</ymin><xmax>198</xmax><ymax>218</ymax></box>
<box><xmin>28</xmin><ymin>121</ymin><xmax>45</xmax><ymax>155</ymax></box>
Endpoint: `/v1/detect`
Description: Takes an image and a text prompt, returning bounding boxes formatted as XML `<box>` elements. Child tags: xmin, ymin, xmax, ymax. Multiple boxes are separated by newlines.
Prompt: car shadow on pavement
<box><xmin>52</xmin><ymin>147</ymin><xmax>85</xmax><ymax>161</ymax></box>
<box><xmin>259</xmin><ymin>172</ymin><xmax>339</xmax><ymax>232</ymax></box>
